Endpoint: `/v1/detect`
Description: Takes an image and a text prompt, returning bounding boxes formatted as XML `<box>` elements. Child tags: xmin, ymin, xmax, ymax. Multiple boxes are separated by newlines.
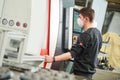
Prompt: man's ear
<box><xmin>85</xmin><ymin>17</ymin><xmax>89</xmax><ymax>22</ymax></box>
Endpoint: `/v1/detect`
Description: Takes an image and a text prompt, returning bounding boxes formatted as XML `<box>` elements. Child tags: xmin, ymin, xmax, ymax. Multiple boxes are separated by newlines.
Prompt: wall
<box><xmin>92</xmin><ymin>0</ymin><xmax>108</xmax><ymax>32</ymax></box>
<box><xmin>108</xmin><ymin>12</ymin><xmax>120</xmax><ymax>35</ymax></box>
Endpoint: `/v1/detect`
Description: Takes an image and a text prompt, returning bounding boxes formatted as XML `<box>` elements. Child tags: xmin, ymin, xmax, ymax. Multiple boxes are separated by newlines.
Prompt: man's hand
<box><xmin>73</xmin><ymin>36</ymin><xmax>78</xmax><ymax>41</ymax></box>
<box><xmin>45</xmin><ymin>55</ymin><xmax>53</xmax><ymax>63</ymax></box>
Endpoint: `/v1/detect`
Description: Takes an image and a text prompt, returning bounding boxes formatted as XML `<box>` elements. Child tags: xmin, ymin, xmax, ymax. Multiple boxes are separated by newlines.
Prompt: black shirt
<box><xmin>70</xmin><ymin>28</ymin><xmax>102</xmax><ymax>77</ymax></box>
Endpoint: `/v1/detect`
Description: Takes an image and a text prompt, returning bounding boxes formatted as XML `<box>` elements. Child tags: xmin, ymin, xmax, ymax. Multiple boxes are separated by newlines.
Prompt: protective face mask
<box><xmin>77</xmin><ymin>18</ymin><xmax>84</xmax><ymax>27</ymax></box>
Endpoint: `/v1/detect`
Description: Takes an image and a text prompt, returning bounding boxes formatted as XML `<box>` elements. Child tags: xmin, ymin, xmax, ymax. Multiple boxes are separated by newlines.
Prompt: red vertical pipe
<box><xmin>43</xmin><ymin>0</ymin><xmax>51</xmax><ymax>68</ymax></box>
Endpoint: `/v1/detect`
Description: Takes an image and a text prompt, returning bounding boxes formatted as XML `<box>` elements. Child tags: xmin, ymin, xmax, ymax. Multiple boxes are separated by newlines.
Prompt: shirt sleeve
<box><xmin>70</xmin><ymin>33</ymin><xmax>91</xmax><ymax>58</ymax></box>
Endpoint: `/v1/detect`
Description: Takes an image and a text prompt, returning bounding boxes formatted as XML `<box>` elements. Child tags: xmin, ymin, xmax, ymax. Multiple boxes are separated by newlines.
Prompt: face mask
<box><xmin>77</xmin><ymin>18</ymin><xmax>84</xmax><ymax>27</ymax></box>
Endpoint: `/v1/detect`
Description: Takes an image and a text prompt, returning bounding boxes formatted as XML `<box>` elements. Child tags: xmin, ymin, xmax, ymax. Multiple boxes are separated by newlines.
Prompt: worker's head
<box><xmin>77</xmin><ymin>7</ymin><xmax>95</xmax><ymax>29</ymax></box>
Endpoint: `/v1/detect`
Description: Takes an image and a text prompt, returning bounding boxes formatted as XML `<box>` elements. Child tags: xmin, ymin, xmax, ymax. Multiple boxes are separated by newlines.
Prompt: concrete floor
<box><xmin>93</xmin><ymin>69</ymin><xmax>120</xmax><ymax>80</ymax></box>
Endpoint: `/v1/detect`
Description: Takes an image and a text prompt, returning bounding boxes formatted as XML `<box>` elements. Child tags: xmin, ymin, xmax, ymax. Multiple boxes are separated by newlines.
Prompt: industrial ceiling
<box><xmin>75</xmin><ymin>0</ymin><xmax>120</xmax><ymax>12</ymax></box>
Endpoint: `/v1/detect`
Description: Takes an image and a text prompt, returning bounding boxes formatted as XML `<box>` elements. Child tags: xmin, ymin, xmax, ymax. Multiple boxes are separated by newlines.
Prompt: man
<box><xmin>45</xmin><ymin>7</ymin><xmax>102</xmax><ymax>80</ymax></box>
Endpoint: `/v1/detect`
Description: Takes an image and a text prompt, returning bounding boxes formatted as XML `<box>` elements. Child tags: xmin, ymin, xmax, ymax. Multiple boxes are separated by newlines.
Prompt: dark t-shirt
<box><xmin>70</xmin><ymin>28</ymin><xmax>102</xmax><ymax>77</ymax></box>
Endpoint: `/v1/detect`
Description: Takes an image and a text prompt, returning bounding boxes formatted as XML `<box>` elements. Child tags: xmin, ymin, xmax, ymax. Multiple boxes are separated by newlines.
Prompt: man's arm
<box><xmin>45</xmin><ymin>52</ymin><xmax>72</xmax><ymax>63</ymax></box>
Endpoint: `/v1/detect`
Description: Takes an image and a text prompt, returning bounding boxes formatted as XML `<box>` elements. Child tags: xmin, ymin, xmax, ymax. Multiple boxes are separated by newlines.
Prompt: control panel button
<box><xmin>16</xmin><ymin>22</ymin><xmax>20</xmax><ymax>26</ymax></box>
<box><xmin>9</xmin><ymin>20</ymin><xmax>14</xmax><ymax>26</ymax></box>
<box><xmin>23</xmin><ymin>23</ymin><xmax>27</xmax><ymax>28</ymax></box>
<box><xmin>2</xmin><ymin>18</ymin><xmax>8</xmax><ymax>25</ymax></box>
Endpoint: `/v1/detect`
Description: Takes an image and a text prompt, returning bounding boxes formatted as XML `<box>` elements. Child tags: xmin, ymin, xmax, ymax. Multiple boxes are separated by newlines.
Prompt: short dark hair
<box><xmin>79</xmin><ymin>7</ymin><xmax>95</xmax><ymax>22</ymax></box>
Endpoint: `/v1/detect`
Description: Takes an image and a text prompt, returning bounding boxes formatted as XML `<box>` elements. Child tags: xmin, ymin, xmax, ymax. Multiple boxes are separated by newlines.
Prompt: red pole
<box><xmin>43</xmin><ymin>0</ymin><xmax>51</xmax><ymax>68</ymax></box>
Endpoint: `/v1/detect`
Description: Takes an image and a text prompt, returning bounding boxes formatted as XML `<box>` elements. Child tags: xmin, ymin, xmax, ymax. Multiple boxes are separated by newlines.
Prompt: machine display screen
<box><xmin>72</xmin><ymin>9</ymin><xmax>83</xmax><ymax>36</ymax></box>
<box><xmin>72</xmin><ymin>9</ymin><xmax>82</xmax><ymax>44</ymax></box>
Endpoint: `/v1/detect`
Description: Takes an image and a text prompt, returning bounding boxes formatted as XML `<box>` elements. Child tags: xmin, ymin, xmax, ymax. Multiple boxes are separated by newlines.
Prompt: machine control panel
<box><xmin>0</xmin><ymin>0</ymin><xmax>31</xmax><ymax>34</ymax></box>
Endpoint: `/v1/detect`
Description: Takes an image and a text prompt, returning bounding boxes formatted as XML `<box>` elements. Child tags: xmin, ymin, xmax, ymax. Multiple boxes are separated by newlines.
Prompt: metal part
<box><xmin>23</xmin><ymin>55</ymin><xmax>44</xmax><ymax>62</ymax></box>
<box><xmin>0</xmin><ymin>67</ymin><xmax>14</xmax><ymax>79</ymax></box>
<box><xmin>19</xmin><ymin>69</ymin><xmax>76</xmax><ymax>80</ymax></box>
<box><xmin>0</xmin><ymin>65</ymin><xmax>76</xmax><ymax>80</ymax></box>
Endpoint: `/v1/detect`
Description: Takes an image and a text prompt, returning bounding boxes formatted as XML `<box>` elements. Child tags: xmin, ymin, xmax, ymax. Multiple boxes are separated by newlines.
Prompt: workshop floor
<box><xmin>93</xmin><ymin>69</ymin><xmax>120</xmax><ymax>80</ymax></box>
